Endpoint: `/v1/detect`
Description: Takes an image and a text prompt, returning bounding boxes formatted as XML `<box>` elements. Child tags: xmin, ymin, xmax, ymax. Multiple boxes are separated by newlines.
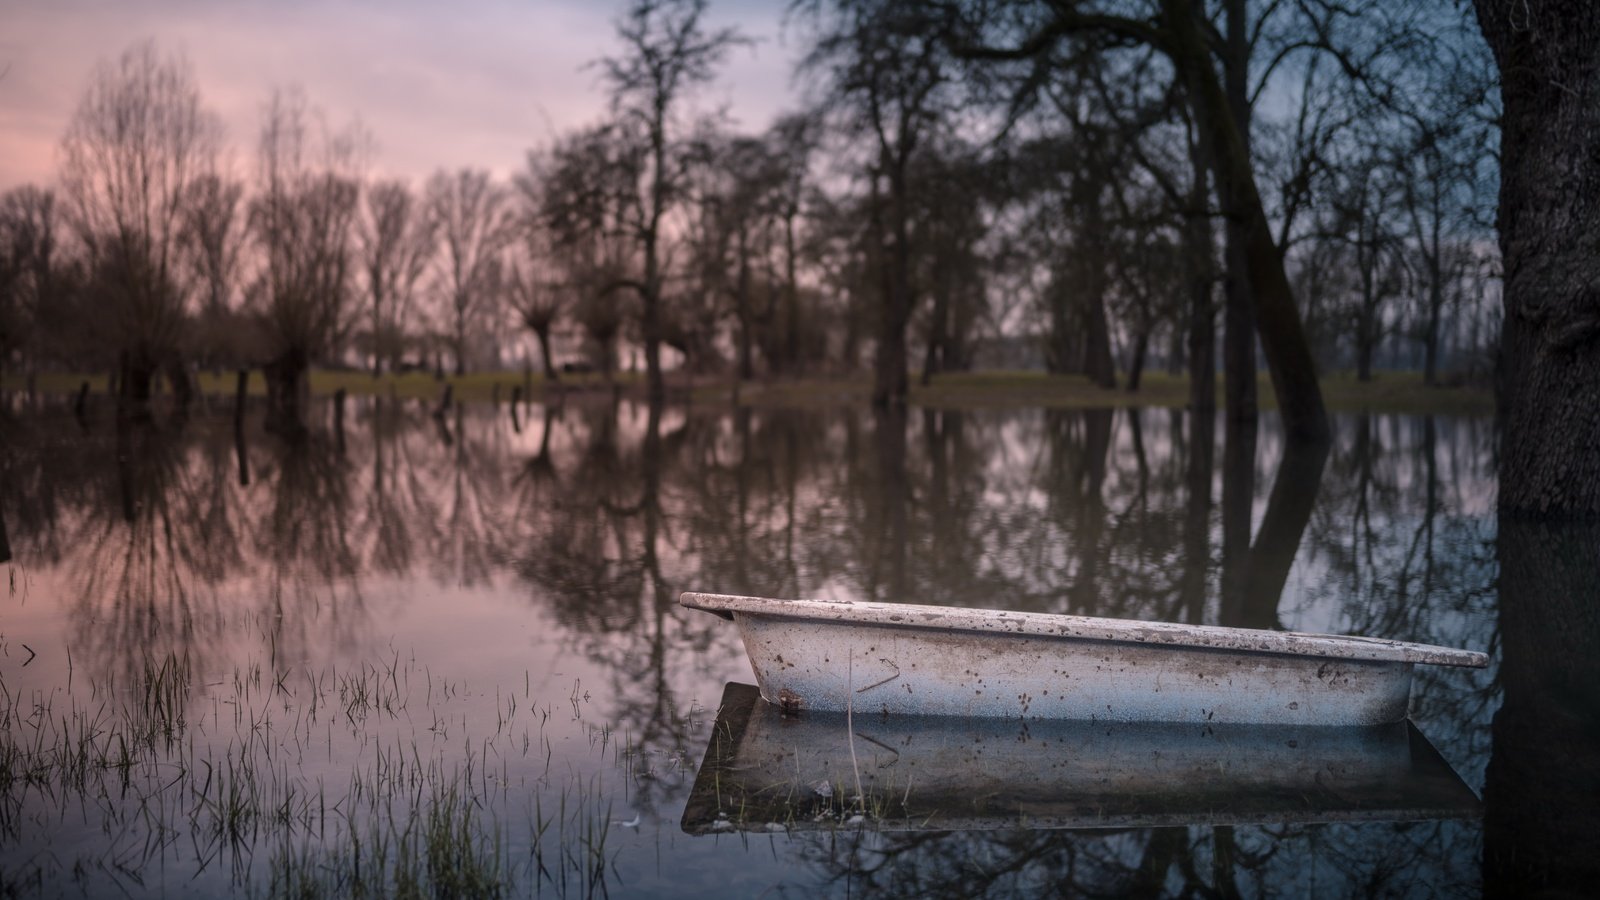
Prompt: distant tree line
<box><xmin>0</xmin><ymin>0</ymin><xmax>1499</xmax><ymax>431</ymax></box>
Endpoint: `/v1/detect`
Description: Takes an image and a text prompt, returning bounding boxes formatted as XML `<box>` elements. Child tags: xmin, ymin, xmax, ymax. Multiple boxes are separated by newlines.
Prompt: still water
<box><xmin>0</xmin><ymin>392</ymin><xmax>1580</xmax><ymax>896</ymax></box>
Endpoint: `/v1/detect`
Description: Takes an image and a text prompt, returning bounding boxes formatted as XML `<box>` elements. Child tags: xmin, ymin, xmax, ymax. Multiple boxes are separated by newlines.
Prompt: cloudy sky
<box><xmin>0</xmin><ymin>0</ymin><xmax>801</xmax><ymax>190</ymax></box>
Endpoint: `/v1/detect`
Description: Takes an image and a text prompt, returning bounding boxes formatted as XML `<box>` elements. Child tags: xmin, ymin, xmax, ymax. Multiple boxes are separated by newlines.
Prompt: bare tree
<box><xmin>529</xmin><ymin>124</ymin><xmax>643</xmax><ymax>379</ymax></box>
<box><xmin>598</xmin><ymin>0</ymin><xmax>748</xmax><ymax>402</ymax></box>
<box><xmin>425</xmin><ymin>169</ymin><xmax>512</xmax><ymax>375</ymax></box>
<box><xmin>683</xmin><ymin>130</ymin><xmax>787</xmax><ymax>379</ymax></box>
<box><xmin>765</xmin><ymin>112</ymin><xmax>820</xmax><ymax>375</ymax></box>
<box><xmin>247</xmin><ymin>87</ymin><xmax>364</xmax><ymax>432</ymax></box>
<box><xmin>59</xmin><ymin>40</ymin><xmax>221</xmax><ymax>408</ymax></box>
<box><xmin>947</xmin><ymin>0</ymin><xmax>1331</xmax><ymax>444</ymax></box>
<box><xmin>359</xmin><ymin>179</ymin><xmax>434</xmax><ymax>375</ymax></box>
<box><xmin>503</xmin><ymin>179</ymin><xmax>569</xmax><ymax>382</ymax></box>
<box><xmin>0</xmin><ymin>187</ymin><xmax>62</xmax><ymax>380</ymax></box>
<box><xmin>799</xmin><ymin>0</ymin><xmax>954</xmax><ymax>407</ymax></box>
<box><xmin>180</xmin><ymin>172</ymin><xmax>245</xmax><ymax>371</ymax></box>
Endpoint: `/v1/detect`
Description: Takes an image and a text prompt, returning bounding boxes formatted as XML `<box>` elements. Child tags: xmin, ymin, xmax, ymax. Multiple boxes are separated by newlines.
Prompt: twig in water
<box><xmin>846</xmin><ymin>650</ymin><xmax>864</xmax><ymax>813</ymax></box>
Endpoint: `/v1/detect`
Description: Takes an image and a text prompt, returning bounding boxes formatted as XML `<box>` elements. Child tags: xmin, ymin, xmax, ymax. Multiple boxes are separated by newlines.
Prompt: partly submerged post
<box><xmin>234</xmin><ymin>368</ymin><xmax>250</xmax><ymax>486</ymax></box>
<box><xmin>333</xmin><ymin>388</ymin><xmax>348</xmax><ymax>453</ymax></box>
<box><xmin>234</xmin><ymin>369</ymin><xmax>249</xmax><ymax>419</ymax></box>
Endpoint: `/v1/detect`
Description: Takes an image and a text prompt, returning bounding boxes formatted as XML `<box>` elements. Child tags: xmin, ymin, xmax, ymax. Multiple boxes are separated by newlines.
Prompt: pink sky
<box><xmin>0</xmin><ymin>0</ymin><xmax>798</xmax><ymax>190</ymax></box>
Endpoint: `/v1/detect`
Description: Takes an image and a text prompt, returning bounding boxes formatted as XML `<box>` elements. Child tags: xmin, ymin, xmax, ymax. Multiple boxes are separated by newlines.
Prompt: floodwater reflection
<box><xmin>0</xmin><ymin>393</ymin><xmax>1526</xmax><ymax>896</ymax></box>
<box><xmin>684</xmin><ymin>682</ymin><xmax>1481</xmax><ymax>832</ymax></box>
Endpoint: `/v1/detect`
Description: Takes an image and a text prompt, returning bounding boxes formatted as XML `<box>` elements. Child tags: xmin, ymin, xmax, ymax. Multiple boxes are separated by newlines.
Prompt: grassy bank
<box><xmin>2</xmin><ymin>367</ymin><xmax>1493</xmax><ymax>416</ymax></box>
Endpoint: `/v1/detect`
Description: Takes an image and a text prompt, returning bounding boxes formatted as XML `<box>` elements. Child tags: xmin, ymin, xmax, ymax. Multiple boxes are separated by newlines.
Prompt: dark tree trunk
<box><xmin>263</xmin><ymin>348</ymin><xmax>309</xmax><ymax>435</ymax></box>
<box><xmin>1220</xmin><ymin>0</ymin><xmax>1257</xmax><ymax>426</ymax></box>
<box><xmin>1084</xmin><ymin>287</ymin><xmax>1117</xmax><ymax>389</ymax></box>
<box><xmin>1125</xmin><ymin>324</ymin><xmax>1150</xmax><ymax>393</ymax></box>
<box><xmin>1475</xmin><ymin>0</ymin><xmax>1600</xmax><ymax>515</ymax></box>
<box><xmin>1356</xmin><ymin>300</ymin><xmax>1376</xmax><ymax>382</ymax></box>
<box><xmin>165</xmin><ymin>358</ymin><xmax>194</xmax><ymax>412</ymax></box>
<box><xmin>1082</xmin><ymin>194</ymin><xmax>1118</xmax><ymax>390</ymax></box>
<box><xmin>921</xmin><ymin>285</ymin><xmax>949</xmax><ymax>387</ymax></box>
<box><xmin>642</xmin><ymin>279</ymin><xmax>664</xmax><ymax>404</ymax></box>
<box><xmin>1186</xmin><ymin>153</ymin><xmax>1218</xmax><ymax>413</ymax></box>
<box><xmin>1485</xmin><ymin>521</ymin><xmax>1600</xmax><ymax>895</ymax></box>
<box><xmin>535</xmin><ymin>325</ymin><xmax>559</xmax><ymax>382</ymax></box>
<box><xmin>1423</xmin><ymin>282</ymin><xmax>1443</xmax><ymax>386</ymax></box>
<box><xmin>1164</xmin><ymin>0</ymin><xmax>1328</xmax><ymax>444</ymax></box>
<box><xmin>783</xmin><ymin>211</ymin><xmax>800</xmax><ymax>375</ymax></box>
<box><xmin>873</xmin><ymin>170</ymin><xmax>913</xmax><ymax>408</ymax></box>
<box><xmin>1165</xmin><ymin>323</ymin><xmax>1184</xmax><ymax>377</ymax></box>
<box><xmin>736</xmin><ymin>226</ymin><xmax>754</xmax><ymax>381</ymax></box>
<box><xmin>1045</xmin><ymin>286</ymin><xmax>1082</xmax><ymax>375</ymax></box>
<box><xmin>119</xmin><ymin>348</ymin><xmax>158</xmax><ymax>409</ymax></box>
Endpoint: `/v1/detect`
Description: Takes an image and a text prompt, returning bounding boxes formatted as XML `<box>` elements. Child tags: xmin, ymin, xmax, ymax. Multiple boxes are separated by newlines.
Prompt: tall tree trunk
<box><xmin>535</xmin><ymin>325</ymin><xmax>559</xmax><ymax>382</ymax></box>
<box><xmin>1221</xmin><ymin>0</ymin><xmax>1257</xmax><ymax>426</ymax></box>
<box><xmin>1485</xmin><ymin>521</ymin><xmax>1600</xmax><ymax>895</ymax></box>
<box><xmin>736</xmin><ymin>227</ymin><xmax>753</xmax><ymax>381</ymax></box>
<box><xmin>921</xmin><ymin>284</ymin><xmax>949</xmax><ymax>387</ymax></box>
<box><xmin>1357</xmin><ymin>299</ymin><xmax>1376</xmax><ymax>382</ymax></box>
<box><xmin>1186</xmin><ymin>151</ymin><xmax>1218</xmax><ymax>413</ymax></box>
<box><xmin>165</xmin><ymin>358</ymin><xmax>194</xmax><ymax>412</ymax></box>
<box><xmin>873</xmin><ymin>169</ymin><xmax>912</xmax><ymax>408</ymax></box>
<box><xmin>1164</xmin><ymin>0</ymin><xmax>1328</xmax><ymax>444</ymax></box>
<box><xmin>1125</xmin><ymin>323</ymin><xmax>1150</xmax><ymax>393</ymax></box>
<box><xmin>1475</xmin><ymin>0</ymin><xmax>1600</xmax><ymax>515</ymax></box>
<box><xmin>1423</xmin><ymin>281</ymin><xmax>1443</xmax><ymax>386</ymax></box>
<box><xmin>119</xmin><ymin>348</ymin><xmax>157</xmax><ymax>414</ymax></box>
<box><xmin>263</xmin><ymin>348</ymin><xmax>309</xmax><ymax>435</ymax></box>
<box><xmin>1045</xmin><ymin>280</ymin><xmax>1081</xmax><ymax>375</ymax></box>
<box><xmin>784</xmin><ymin>211</ymin><xmax>800</xmax><ymax>375</ymax></box>
<box><xmin>1082</xmin><ymin>194</ymin><xmax>1118</xmax><ymax>389</ymax></box>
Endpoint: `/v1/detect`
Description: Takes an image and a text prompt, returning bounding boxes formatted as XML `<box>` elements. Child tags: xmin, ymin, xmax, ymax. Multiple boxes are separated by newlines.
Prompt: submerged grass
<box><xmin>0</xmin><ymin>639</ymin><xmax>642</xmax><ymax>898</ymax></box>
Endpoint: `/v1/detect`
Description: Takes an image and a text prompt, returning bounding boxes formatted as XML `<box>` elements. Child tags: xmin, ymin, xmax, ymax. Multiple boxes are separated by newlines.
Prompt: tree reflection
<box><xmin>0</xmin><ymin>398</ymin><xmax>1506</xmax><ymax>892</ymax></box>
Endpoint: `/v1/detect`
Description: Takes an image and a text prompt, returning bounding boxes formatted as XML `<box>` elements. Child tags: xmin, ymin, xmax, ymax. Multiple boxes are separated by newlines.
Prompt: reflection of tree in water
<box><xmin>776</xmin><ymin>819</ymin><xmax>1478</xmax><ymax>898</ymax></box>
<box><xmin>67</xmin><ymin>417</ymin><xmax>231</xmax><ymax>684</ymax></box>
<box><xmin>0</xmin><ymin>399</ymin><xmax>526</xmax><ymax>686</ymax></box>
<box><xmin>3</xmin><ymin>399</ymin><xmax>1510</xmax><ymax>889</ymax></box>
<box><xmin>251</xmin><ymin>425</ymin><xmax>367</xmax><ymax>661</ymax></box>
<box><xmin>1298</xmin><ymin>414</ymin><xmax>1498</xmax><ymax>772</ymax></box>
<box><xmin>509</xmin><ymin>399</ymin><xmax>731</xmax><ymax>820</ymax></box>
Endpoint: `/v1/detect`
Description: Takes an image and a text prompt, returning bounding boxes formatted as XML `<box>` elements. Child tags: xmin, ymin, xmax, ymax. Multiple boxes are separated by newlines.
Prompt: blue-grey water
<box><xmin>0</xmin><ymin>392</ymin><xmax>1557</xmax><ymax>897</ymax></box>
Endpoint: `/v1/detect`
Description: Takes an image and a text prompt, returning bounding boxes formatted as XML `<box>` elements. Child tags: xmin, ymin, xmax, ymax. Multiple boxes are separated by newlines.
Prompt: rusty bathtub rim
<box><xmin>678</xmin><ymin>592</ymin><xmax>1489</xmax><ymax>669</ymax></box>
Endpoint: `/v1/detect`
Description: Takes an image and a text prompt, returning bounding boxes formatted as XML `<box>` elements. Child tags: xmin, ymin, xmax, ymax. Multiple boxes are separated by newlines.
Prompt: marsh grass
<box><xmin>0</xmin><ymin>640</ymin><xmax>641</xmax><ymax>898</ymax></box>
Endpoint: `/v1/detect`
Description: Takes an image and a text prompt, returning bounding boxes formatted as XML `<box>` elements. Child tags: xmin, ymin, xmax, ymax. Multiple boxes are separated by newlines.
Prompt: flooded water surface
<box><xmin>0</xmin><ymin>394</ymin><xmax>1577</xmax><ymax>897</ymax></box>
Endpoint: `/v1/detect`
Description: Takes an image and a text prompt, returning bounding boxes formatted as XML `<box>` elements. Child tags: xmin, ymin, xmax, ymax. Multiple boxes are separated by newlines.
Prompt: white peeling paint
<box><xmin>680</xmin><ymin>592</ymin><xmax>1489</xmax><ymax>726</ymax></box>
